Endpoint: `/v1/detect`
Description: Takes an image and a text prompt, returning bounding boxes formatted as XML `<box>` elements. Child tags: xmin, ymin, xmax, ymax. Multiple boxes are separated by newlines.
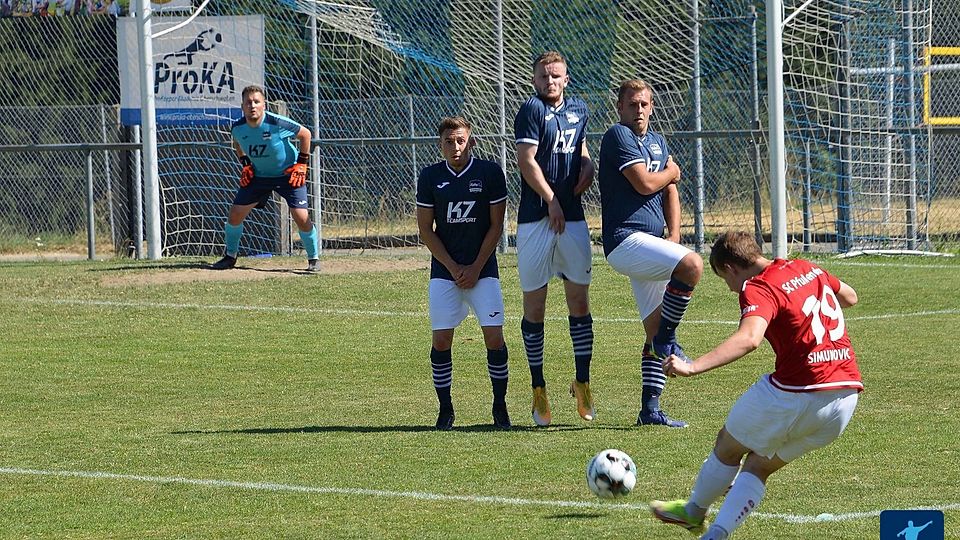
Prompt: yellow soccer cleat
<box><xmin>650</xmin><ymin>499</ymin><xmax>706</xmax><ymax>534</ymax></box>
<box><xmin>531</xmin><ymin>386</ymin><xmax>552</xmax><ymax>427</ymax></box>
<box><xmin>569</xmin><ymin>380</ymin><xmax>595</xmax><ymax>421</ymax></box>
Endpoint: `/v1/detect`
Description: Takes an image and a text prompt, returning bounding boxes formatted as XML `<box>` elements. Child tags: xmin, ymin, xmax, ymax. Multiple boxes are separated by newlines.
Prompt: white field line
<box><xmin>12</xmin><ymin>298</ymin><xmax>960</xmax><ymax>325</ymax></box>
<box><xmin>827</xmin><ymin>261</ymin><xmax>959</xmax><ymax>269</ymax></box>
<box><xmin>2</xmin><ymin>466</ymin><xmax>957</xmax><ymax>523</ymax></box>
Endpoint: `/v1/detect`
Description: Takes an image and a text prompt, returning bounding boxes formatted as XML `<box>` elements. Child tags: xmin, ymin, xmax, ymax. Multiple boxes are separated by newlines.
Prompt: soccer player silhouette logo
<box><xmin>163</xmin><ymin>28</ymin><xmax>221</xmax><ymax>66</ymax></box>
<box><xmin>897</xmin><ymin>520</ymin><xmax>933</xmax><ymax>540</ymax></box>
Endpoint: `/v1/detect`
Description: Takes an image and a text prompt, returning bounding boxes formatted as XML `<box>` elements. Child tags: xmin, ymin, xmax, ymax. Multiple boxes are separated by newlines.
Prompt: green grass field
<box><xmin>1</xmin><ymin>252</ymin><xmax>958</xmax><ymax>539</ymax></box>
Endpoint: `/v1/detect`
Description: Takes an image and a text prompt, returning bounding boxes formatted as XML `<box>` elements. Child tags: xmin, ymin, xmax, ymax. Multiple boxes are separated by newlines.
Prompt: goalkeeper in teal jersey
<box><xmin>210</xmin><ymin>85</ymin><xmax>319</xmax><ymax>272</ymax></box>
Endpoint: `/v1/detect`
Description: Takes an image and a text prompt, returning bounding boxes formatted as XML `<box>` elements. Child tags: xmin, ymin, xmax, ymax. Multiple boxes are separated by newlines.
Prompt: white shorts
<box><xmin>605</xmin><ymin>231</ymin><xmax>691</xmax><ymax>319</ymax></box>
<box><xmin>428</xmin><ymin>277</ymin><xmax>506</xmax><ymax>330</ymax></box>
<box><xmin>516</xmin><ymin>217</ymin><xmax>592</xmax><ymax>292</ymax></box>
<box><xmin>725</xmin><ymin>375</ymin><xmax>859</xmax><ymax>463</ymax></box>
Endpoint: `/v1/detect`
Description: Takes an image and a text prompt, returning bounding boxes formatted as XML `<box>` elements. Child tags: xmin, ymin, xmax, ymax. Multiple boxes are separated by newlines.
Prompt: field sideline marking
<box><xmin>2</xmin><ymin>466</ymin><xmax>956</xmax><ymax>523</ymax></box>
<box><xmin>12</xmin><ymin>297</ymin><xmax>960</xmax><ymax>325</ymax></box>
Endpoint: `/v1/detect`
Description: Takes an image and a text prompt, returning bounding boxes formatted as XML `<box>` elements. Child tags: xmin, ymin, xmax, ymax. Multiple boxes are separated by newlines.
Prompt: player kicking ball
<box><xmin>650</xmin><ymin>231</ymin><xmax>863</xmax><ymax>539</ymax></box>
<box><xmin>415</xmin><ymin>116</ymin><xmax>511</xmax><ymax>431</ymax></box>
<box><xmin>210</xmin><ymin>84</ymin><xmax>319</xmax><ymax>272</ymax></box>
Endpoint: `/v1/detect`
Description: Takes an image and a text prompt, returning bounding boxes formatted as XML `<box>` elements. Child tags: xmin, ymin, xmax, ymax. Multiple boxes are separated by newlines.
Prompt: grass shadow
<box><xmin>170</xmin><ymin>423</ymin><xmax>633</xmax><ymax>435</ymax></box>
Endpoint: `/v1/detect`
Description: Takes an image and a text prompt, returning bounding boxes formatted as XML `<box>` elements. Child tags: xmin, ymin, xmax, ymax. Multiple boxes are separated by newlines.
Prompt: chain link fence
<box><xmin>928</xmin><ymin>3</ymin><xmax>960</xmax><ymax>251</ymax></box>
<box><xmin>1</xmin><ymin>1</ymin><xmax>958</xmax><ymax>257</ymax></box>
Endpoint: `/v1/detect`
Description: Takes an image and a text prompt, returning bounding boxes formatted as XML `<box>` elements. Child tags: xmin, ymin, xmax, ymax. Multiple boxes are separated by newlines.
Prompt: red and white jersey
<box><xmin>740</xmin><ymin>258</ymin><xmax>863</xmax><ymax>393</ymax></box>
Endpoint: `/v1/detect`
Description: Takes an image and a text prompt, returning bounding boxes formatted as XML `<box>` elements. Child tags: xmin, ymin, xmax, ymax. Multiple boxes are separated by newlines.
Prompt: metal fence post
<box><xmin>86</xmin><ymin>150</ymin><xmax>96</xmax><ymax>260</ymax></box>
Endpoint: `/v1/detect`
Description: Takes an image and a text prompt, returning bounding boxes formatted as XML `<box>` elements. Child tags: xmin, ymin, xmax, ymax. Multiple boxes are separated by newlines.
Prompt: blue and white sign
<box><xmin>117</xmin><ymin>15</ymin><xmax>264</xmax><ymax>126</ymax></box>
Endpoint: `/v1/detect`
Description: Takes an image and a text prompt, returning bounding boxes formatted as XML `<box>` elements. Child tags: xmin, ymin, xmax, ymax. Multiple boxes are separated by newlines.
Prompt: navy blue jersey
<box><xmin>598</xmin><ymin>124</ymin><xmax>672</xmax><ymax>257</ymax></box>
<box><xmin>416</xmin><ymin>157</ymin><xmax>508</xmax><ymax>281</ymax></box>
<box><xmin>231</xmin><ymin>111</ymin><xmax>302</xmax><ymax>177</ymax></box>
<box><xmin>514</xmin><ymin>95</ymin><xmax>589</xmax><ymax>223</ymax></box>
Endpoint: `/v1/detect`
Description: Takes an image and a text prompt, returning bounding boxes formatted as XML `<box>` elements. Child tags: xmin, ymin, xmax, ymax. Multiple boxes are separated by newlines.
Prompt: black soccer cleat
<box><xmin>436</xmin><ymin>406</ymin><xmax>455</xmax><ymax>431</ymax></box>
<box><xmin>638</xmin><ymin>409</ymin><xmax>688</xmax><ymax>428</ymax></box>
<box><xmin>306</xmin><ymin>258</ymin><xmax>320</xmax><ymax>273</ymax></box>
<box><xmin>492</xmin><ymin>403</ymin><xmax>511</xmax><ymax>430</ymax></box>
<box><xmin>209</xmin><ymin>255</ymin><xmax>237</xmax><ymax>270</ymax></box>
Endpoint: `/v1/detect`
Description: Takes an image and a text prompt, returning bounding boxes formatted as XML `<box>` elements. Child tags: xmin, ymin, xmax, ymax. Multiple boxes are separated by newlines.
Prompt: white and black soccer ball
<box><xmin>586</xmin><ymin>448</ymin><xmax>637</xmax><ymax>498</ymax></box>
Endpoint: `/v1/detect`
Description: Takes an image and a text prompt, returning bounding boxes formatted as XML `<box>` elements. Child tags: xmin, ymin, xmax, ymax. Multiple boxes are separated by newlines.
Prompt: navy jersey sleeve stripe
<box><xmin>619</xmin><ymin>158</ymin><xmax>644</xmax><ymax>171</ymax></box>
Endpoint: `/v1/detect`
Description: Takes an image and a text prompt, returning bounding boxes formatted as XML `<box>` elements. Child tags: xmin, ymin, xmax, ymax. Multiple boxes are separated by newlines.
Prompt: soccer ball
<box><xmin>586</xmin><ymin>449</ymin><xmax>637</xmax><ymax>498</ymax></box>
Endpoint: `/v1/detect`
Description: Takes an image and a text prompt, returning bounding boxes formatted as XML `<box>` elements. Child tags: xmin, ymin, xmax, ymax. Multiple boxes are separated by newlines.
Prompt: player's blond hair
<box><xmin>533</xmin><ymin>50</ymin><xmax>567</xmax><ymax>71</ymax></box>
<box><xmin>241</xmin><ymin>85</ymin><xmax>266</xmax><ymax>101</ymax></box>
<box><xmin>617</xmin><ymin>79</ymin><xmax>654</xmax><ymax>104</ymax></box>
<box><xmin>709</xmin><ymin>231</ymin><xmax>763</xmax><ymax>275</ymax></box>
<box><xmin>437</xmin><ymin>116</ymin><xmax>472</xmax><ymax>137</ymax></box>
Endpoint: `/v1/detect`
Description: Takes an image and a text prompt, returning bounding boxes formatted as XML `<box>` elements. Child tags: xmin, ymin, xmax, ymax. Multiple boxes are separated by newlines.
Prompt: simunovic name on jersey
<box><xmin>514</xmin><ymin>95</ymin><xmax>589</xmax><ymax>224</ymax></box>
<box><xmin>416</xmin><ymin>157</ymin><xmax>508</xmax><ymax>282</ymax></box>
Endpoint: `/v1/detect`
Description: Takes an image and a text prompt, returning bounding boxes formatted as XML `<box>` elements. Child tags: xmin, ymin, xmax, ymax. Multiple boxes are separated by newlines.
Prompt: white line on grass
<box><xmin>827</xmin><ymin>261</ymin><xmax>959</xmax><ymax>269</ymax></box>
<box><xmin>3</xmin><ymin>466</ymin><xmax>957</xmax><ymax>523</ymax></box>
<box><xmin>13</xmin><ymin>297</ymin><xmax>960</xmax><ymax>325</ymax></box>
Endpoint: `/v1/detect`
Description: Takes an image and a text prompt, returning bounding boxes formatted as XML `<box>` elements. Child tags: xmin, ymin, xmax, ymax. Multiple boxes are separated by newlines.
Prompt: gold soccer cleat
<box><xmin>569</xmin><ymin>380</ymin><xmax>595</xmax><ymax>421</ymax></box>
<box><xmin>531</xmin><ymin>386</ymin><xmax>552</xmax><ymax>427</ymax></box>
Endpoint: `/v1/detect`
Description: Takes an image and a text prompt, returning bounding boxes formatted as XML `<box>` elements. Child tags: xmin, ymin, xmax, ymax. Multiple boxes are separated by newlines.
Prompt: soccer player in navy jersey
<box><xmin>598</xmin><ymin>79</ymin><xmax>703</xmax><ymax>427</ymax></box>
<box><xmin>209</xmin><ymin>85</ymin><xmax>319</xmax><ymax>272</ymax></box>
<box><xmin>416</xmin><ymin>116</ymin><xmax>510</xmax><ymax>431</ymax></box>
<box><xmin>651</xmin><ymin>231</ymin><xmax>861</xmax><ymax>540</ymax></box>
<box><xmin>515</xmin><ymin>51</ymin><xmax>596</xmax><ymax>427</ymax></box>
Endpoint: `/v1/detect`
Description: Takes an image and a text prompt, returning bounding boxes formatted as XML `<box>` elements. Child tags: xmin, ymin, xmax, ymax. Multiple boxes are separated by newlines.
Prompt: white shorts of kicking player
<box><xmin>725</xmin><ymin>374</ymin><xmax>859</xmax><ymax>463</ymax></box>
<box><xmin>605</xmin><ymin>231</ymin><xmax>692</xmax><ymax>320</ymax></box>
<box><xmin>428</xmin><ymin>277</ymin><xmax>506</xmax><ymax>330</ymax></box>
<box><xmin>516</xmin><ymin>217</ymin><xmax>592</xmax><ymax>292</ymax></box>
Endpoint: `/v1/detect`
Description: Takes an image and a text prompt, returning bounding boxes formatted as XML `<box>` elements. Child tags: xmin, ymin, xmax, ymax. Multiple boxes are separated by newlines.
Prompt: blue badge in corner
<box><xmin>880</xmin><ymin>510</ymin><xmax>944</xmax><ymax>540</ymax></box>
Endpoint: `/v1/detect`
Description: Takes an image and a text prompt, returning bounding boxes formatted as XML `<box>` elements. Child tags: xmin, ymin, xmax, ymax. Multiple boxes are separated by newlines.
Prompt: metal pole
<box><xmin>837</xmin><ymin>3</ymin><xmax>853</xmax><ymax>252</ymax></box>
<box><xmin>137</xmin><ymin>0</ymin><xmax>162</xmax><ymax>259</ymax></box>
<box><xmin>903</xmin><ymin>0</ymin><xmax>918</xmax><ymax>249</ymax></box>
<box><xmin>496</xmin><ymin>0</ymin><xmax>508</xmax><ymax>253</ymax></box>
<box><xmin>133</xmin><ymin>125</ymin><xmax>143</xmax><ymax>259</ymax></box>
<box><xmin>803</xmin><ymin>139</ymin><xmax>812</xmax><ymax>251</ymax></box>
<box><xmin>310</xmin><ymin>13</ymin><xmax>323</xmax><ymax>257</ymax></box>
<box><xmin>692</xmin><ymin>0</ymin><xmax>704</xmax><ymax>253</ymax></box>
<box><xmin>767</xmin><ymin>0</ymin><xmax>788</xmax><ymax>258</ymax></box>
<box><xmin>884</xmin><ymin>37</ymin><xmax>895</xmax><ymax>221</ymax></box>
<box><xmin>750</xmin><ymin>6</ymin><xmax>764</xmax><ymax>251</ymax></box>
<box><xmin>101</xmin><ymin>105</ymin><xmax>116</xmax><ymax>255</ymax></box>
<box><xmin>86</xmin><ymin>151</ymin><xmax>96</xmax><ymax>260</ymax></box>
<box><xmin>409</xmin><ymin>94</ymin><xmax>417</xmax><ymax>189</ymax></box>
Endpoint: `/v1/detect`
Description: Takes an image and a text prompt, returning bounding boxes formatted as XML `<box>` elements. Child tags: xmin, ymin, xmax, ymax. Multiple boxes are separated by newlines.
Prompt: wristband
<box><xmin>240</xmin><ymin>155</ymin><xmax>252</xmax><ymax>167</ymax></box>
<box><xmin>296</xmin><ymin>152</ymin><xmax>310</xmax><ymax>165</ymax></box>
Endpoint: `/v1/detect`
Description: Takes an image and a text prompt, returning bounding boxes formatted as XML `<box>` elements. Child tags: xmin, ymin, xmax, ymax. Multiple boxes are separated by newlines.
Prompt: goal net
<box><xmin>779</xmin><ymin>0</ymin><xmax>936</xmax><ymax>252</ymax></box>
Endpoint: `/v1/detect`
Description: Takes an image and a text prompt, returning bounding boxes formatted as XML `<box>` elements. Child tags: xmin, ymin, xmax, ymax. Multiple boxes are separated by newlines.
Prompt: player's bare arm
<box><xmin>663</xmin><ymin>316</ymin><xmax>767</xmax><ymax>377</ymax></box>
<box><xmin>296</xmin><ymin>125</ymin><xmax>311</xmax><ymax>154</ymax></box>
<box><xmin>517</xmin><ymin>142</ymin><xmax>565</xmax><ymax>234</ymax></box>
<box><xmin>416</xmin><ymin>206</ymin><xmax>464</xmax><ymax>280</ymax></box>
<box><xmin>573</xmin><ymin>143</ymin><xmax>594</xmax><ymax>195</ymax></box>
<box><xmin>836</xmin><ymin>280</ymin><xmax>858</xmax><ymax>307</ymax></box>
<box><xmin>457</xmin><ymin>201</ymin><xmax>506</xmax><ymax>290</ymax></box>
<box><xmin>621</xmin><ymin>156</ymin><xmax>680</xmax><ymax>195</ymax></box>
<box><xmin>663</xmin><ymin>183</ymin><xmax>681</xmax><ymax>243</ymax></box>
